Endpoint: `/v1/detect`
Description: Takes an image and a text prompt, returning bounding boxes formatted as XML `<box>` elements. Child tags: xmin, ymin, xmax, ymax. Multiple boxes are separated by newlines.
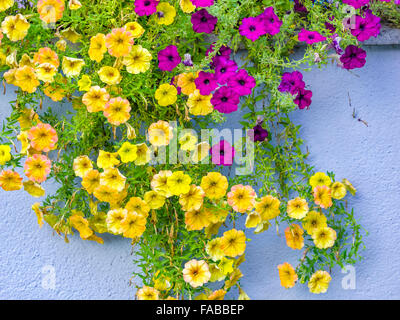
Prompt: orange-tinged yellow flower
<box><xmin>144</xmin><ymin>190</ymin><xmax>165</xmax><ymax>209</ymax></box>
<box><xmin>1</xmin><ymin>14</ymin><xmax>30</xmax><ymax>41</ymax></box>
<box><xmin>106</xmin><ymin>208</ymin><xmax>127</xmax><ymax>234</ymax></box>
<box><xmin>23</xmin><ymin>180</ymin><xmax>45</xmax><ymax>198</ymax></box>
<box><xmin>200</xmin><ymin>172</ymin><xmax>228</xmax><ymax>199</ymax></box>
<box><xmin>177</xmin><ymin>72</ymin><xmax>199</xmax><ymax>95</ymax></box>
<box><xmin>308</xmin><ymin>270</ymin><xmax>331</xmax><ymax>294</ymax></box>
<box><xmin>73</xmin><ymin>155</ymin><xmax>93</xmax><ymax>177</ymax></box>
<box><xmin>220</xmin><ymin>229</ymin><xmax>246</xmax><ymax>257</ymax></box>
<box><xmin>122</xmin><ymin>44</ymin><xmax>152</xmax><ymax>74</ymax></box>
<box><xmin>103</xmin><ymin>97</ymin><xmax>131</xmax><ymax>126</ymax></box>
<box><xmin>309</xmin><ymin>172</ymin><xmax>332</xmax><ymax>188</ymax></box>
<box><xmin>331</xmin><ymin>181</ymin><xmax>347</xmax><ymax>200</ymax></box>
<box><xmin>100</xmin><ymin>167</ymin><xmax>126</xmax><ymax>192</ymax></box>
<box><xmin>136</xmin><ymin>286</ymin><xmax>159</xmax><ymax>300</ymax></box>
<box><xmin>105</xmin><ymin>27</ymin><xmax>134</xmax><ymax>58</ymax></box>
<box><xmin>35</xmin><ymin>63</ymin><xmax>57</xmax><ymax>83</ymax></box>
<box><xmin>148</xmin><ymin>120</ymin><xmax>173</xmax><ymax>147</ymax></box>
<box><xmin>69</xmin><ymin>214</ymin><xmax>93</xmax><ymax>239</ymax></box>
<box><xmin>227</xmin><ymin>184</ymin><xmax>256</xmax><ymax>213</ymax></box>
<box><xmin>28</xmin><ymin>123</ymin><xmax>58</xmax><ymax>152</ymax></box>
<box><xmin>179</xmin><ymin>184</ymin><xmax>204</xmax><ymax>211</ymax></box>
<box><xmin>82</xmin><ymin>86</ymin><xmax>110</xmax><ymax>112</ymax></box>
<box><xmin>15</xmin><ymin>66</ymin><xmax>39</xmax><ymax>93</ymax></box>
<box><xmin>125</xmin><ymin>196</ymin><xmax>150</xmax><ymax>217</ymax></box>
<box><xmin>187</xmin><ymin>89</ymin><xmax>213</xmax><ymax>116</ymax></box>
<box><xmin>302</xmin><ymin>211</ymin><xmax>327</xmax><ymax>235</ymax></box>
<box><xmin>94</xmin><ymin>185</ymin><xmax>118</xmax><ymax>203</ymax></box>
<box><xmin>284</xmin><ymin>224</ymin><xmax>304</xmax><ymax>250</ymax></box>
<box><xmin>124</xmin><ymin>21</ymin><xmax>145</xmax><ymax>38</ymax></box>
<box><xmin>33</xmin><ymin>47</ymin><xmax>59</xmax><ymax>68</ymax></box>
<box><xmin>97</xmin><ymin>150</ymin><xmax>120</xmax><ymax>169</ymax></box>
<box><xmin>206</xmin><ymin>237</ymin><xmax>225</xmax><ymax>261</ymax></box>
<box><xmin>88</xmin><ymin>33</ymin><xmax>107</xmax><ymax>63</ymax></box>
<box><xmin>151</xmin><ymin>170</ymin><xmax>172</xmax><ymax>197</ymax></box>
<box><xmin>312</xmin><ymin>227</ymin><xmax>336</xmax><ymax>249</ymax></box>
<box><xmin>287</xmin><ymin>197</ymin><xmax>309</xmax><ymax>219</ymax></box>
<box><xmin>120</xmin><ymin>211</ymin><xmax>146</xmax><ymax>238</ymax></box>
<box><xmin>185</xmin><ymin>207</ymin><xmax>211</xmax><ymax>231</ymax></box>
<box><xmin>0</xmin><ymin>0</ymin><xmax>14</xmax><ymax>12</ymax></box>
<box><xmin>255</xmin><ymin>195</ymin><xmax>281</xmax><ymax>221</ymax></box>
<box><xmin>0</xmin><ymin>144</ymin><xmax>11</xmax><ymax>165</ymax></box>
<box><xmin>24</xmin><ymin>154</ymin><xmax>52</xmax><ymax>183</ymax></box>
<box><xmin>167</xmin><ymin>171</ymin><xmax>191</xmax><ymax>196</ymax></box>
<box><xmin>37</xmin><ymin>0</ymin><xmax>65</xmax><ymax>24</ymax></box>
<box><xmin>208</xmin><ymin>289</ymin><xmax>226</xmax><ymax>300</ymax></box>
<box><xmin>43</xmin><ymin>77</ymin><xmax>67</xmax><ymax>101</ymax></box>
<box><xmin>98</xmin><ymin>66</ymin><xmax>121</xmax><ymax>85</ymax></box>
<box><xmin>277</xmin><ymin>262</ymin><xmax>298</xmax><ymax>289</ymax></box>
<box><xmin>313</xmin><ymin>185</ymin><xmax>333</xmax><ymax>209</ymax></box>
<box><xmin>0</xmin><ymin>169</ymin><xmax>22</xmax><ymax>191</ymax></box>
<box><xmin>62</xmin><ymin>56</ymin><xmax>85</xmax><ymax>78</ymax></box>
<box><xmin>82</xmin><ymin>169</ymin><xmax>100</xmax><ymax>194</ymax></box>
<box><xmin>183</xmin><ymin>259</ymin><xmax>211</xmax><ymax>288</ymax></box>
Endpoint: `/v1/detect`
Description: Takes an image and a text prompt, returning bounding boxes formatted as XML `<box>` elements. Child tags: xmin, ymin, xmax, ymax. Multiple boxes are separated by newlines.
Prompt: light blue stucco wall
<box><xmin>1</xmin><ymin>45</ymin><xmax>399</xmax><ymax>300</ymax></box>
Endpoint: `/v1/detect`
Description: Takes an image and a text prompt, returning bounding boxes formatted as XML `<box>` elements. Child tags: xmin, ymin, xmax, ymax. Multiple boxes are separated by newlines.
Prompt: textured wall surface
<box><xmin>1</xmin><ymin>45</ymin><xmax>399</xmax><ymax>300</ymax></box>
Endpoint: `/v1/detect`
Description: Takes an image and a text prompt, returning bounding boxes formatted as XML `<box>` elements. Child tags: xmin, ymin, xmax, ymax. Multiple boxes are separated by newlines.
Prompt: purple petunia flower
<box><xmin>294</xmin><ymin>88</ymin><xmax>312</xmax><ymax>109</ymax></box>
<box><xmin>214</xmin><ymin>57</ymin><xmax>238</xmax><ymax>85</ymax></box>
<box><xmin>294</xmin><ymin>0</ymin><xmax>308</xmax><ymax>13</ymax></box>
<box><xmin>191</xmin><ymin>9</ymin><xmax>218</xmax><ymax>34</ymax></box>
<box><xmin>329</xmin><ymin>34</ymin><xmax>344</xmax><ymax>55</ymax></box>
<box><xmin>342</xmin><ymin>0</ymin><xmax>370</xmax><ymax>9</ymax></box>
<box><xmin>192</xmin><ymin>0</ymin><xmax>214</xmax><ymax>7</ymax></box>
<box><xmin>183</xmin><ymin>53</ymin><xmax>193</xmax><ymax>67</ymax></box>
<box><xmin>228</xmin><ymin>69</ymin><xmax>256</xmax><ymax>96</ymax></box>
<box><xmin>351</xmin><ymin>11</ymin><xmax>381</xmax><ymax>42</ymax></box>
<box><xmin>210</xmin><ymin>140</ymin><xmax>235</xmax><ymax>166</ymax></box>
<box><xmin>278</xmin><ymin>71</ymin><xmax>305</xmax><ymax>95</ymax></box>
<box><xmin>257</xmin><ymin>7</ymin><xmax>282</xmax><ymax>36</ymax></box>
<box><xmin>298</xmin><ymin>29</ymin><xmax>326</xmax><ymax>44</ymax></box>
<box><xmin>239</xmin><ymin>17</ymin><xmax>267</xmax><ymax>42</ymax></box>
<box><xmin>251</xmin><ymin>124</ymin><xmax>269</xmax><ymax>142</ymax></box>
<box><xmin>158</xmin><ymin>45</ymin><xmax>181</xmax><ymax>71</ymax></box>
<box><xmin>340</xmin><ymin>45</ymin><xmax>367</xmax><ymax>70</ymax></box>
<box><xmin>194</xmin><ymin>71</ymin><xmax>218</xmax><ymax>95</ymax></box>
<box><xmin>134</xmin><ymin>0</ymin><xmax>159</xmax><ymax>16</ymax></box>
<box><xmin>211</xmin><ymin>86</ymin><xmax>240</xmax><ymax>114</ymax></box>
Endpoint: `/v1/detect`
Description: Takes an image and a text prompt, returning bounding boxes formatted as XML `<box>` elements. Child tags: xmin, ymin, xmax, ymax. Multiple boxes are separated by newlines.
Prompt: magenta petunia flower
<box><xmin>294</xmin><ymin>88</ymin><xmax>312</xmax><ymax>110</ymax></box>
<box><xmin>258</xmin><ymin>7</ymin><xmax>282</xmax><ymax>36</ymax></box>
<box><xmin>192</xmin><ymin>0</ymin><xmax>214</xmax><ymax>7</ymax></box>
<box><xmin>228</xmin><ymin>69</ymin><xmax>256</xmax><ymax>96</ymax></box>
<box><xmin>191</xmin><ymin>9</ymin><xmax>218</xmax><ymax>34</ymax></box>
<box><xmin>251</xmin><ymin>124</ymin><xmax>269</xmax><ymax>142</ymax></box>
<box><xmin>211</xmin><ymin>86</ymin><xmax>240</xmax><ymax>114</ymax></box>
<box><xmin>351</xmin><ymin>11</ymin><xmax>381</xmax><ymax>42</ymax></box>
<box><xmin>298</xmin><ymin>29</ymin><xmax>326</xmax><ymax>44</ymax></box>
<box><xmin>158</xmin><ymin>45</ymin><xmax>181</xmax><ymax>71</ymax></box>
<box><xmin>340</xmin><ymin>45</ymin><xmax>367</xmax><ymax>70</ymax></box>
<box><xmin>206</xmin><ymin>43</ymin><xmax>232</xmax><ymax>59</ymax></box>
<box><xmin>210</xmin><ymin>140</ymin><xmax>235</xmax><ymax>166</ymax></box>
<box><xmin>342</xmin><ymin>0</ymin><xmax>370</xmax><ymax>9</ymax></box>
<box><xmin>194</xmin><ymin>71</ymin><xmax>218</xmax><ymax>95</ymax></box>
<box><xmin>239</xmin><ymin>17</ymin><xmax>267</xmax><ymax>42</ymax></box>
<box><xmin>278</xmin><ymin>71</ymin><xmax>305</xmax><ymax>95</ymax></box>
<box><xmin>134</xmin><ymin>0</ymin><xmax>159</xmax><ymax>16</ymax></box>
<box><xmin>214</xmin><ymin>57</ymin><xmax>238</xmax><ymax>85</ymax></box>
<box><xmin>325</xmin><ymin>21</ymin><xmax>336</xmax><ymax>33</ymax></box>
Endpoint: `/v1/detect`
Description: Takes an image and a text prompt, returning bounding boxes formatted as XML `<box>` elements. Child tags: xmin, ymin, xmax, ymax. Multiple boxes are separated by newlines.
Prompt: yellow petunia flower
<box><xmin>331</xmin><ymin>181</ymin><xmax>347</xmax><ymax>199</ymax></box>
<box><xmin>15</xmin><ymin>66</ymin><xmax>39</xmax><ymax>93</ymax></box>
<box><xmin>255</xmin><ymin>195</ymin><xmax>281</xmax><ymax>221</ymax></box>
<box><xmin>187</xmin><ymin>89</ymin><xmax>213</xmax><ymax>116</ymax></box>
<box><xmin>313</xmin><ymin>185</ymin><xmax>333</xmax><ymax>209</ymax></box>
<box><xmin>150</xmin><ymin>170</ymin><xmax>172</xmax><ymax>197</ymax></box>
<box><xmin>206</xmin><ymin>237</ymin><xmax>225</xmax><ymax>261</ymax></box>
<box><xmin>208</xmin><ymin>263</ymin><xmax>225</xmax><ymax>282</ymax></box>
<box><xmin>62</xmin><ymin>56</ymin><xmax>85</xmax><ymax>78</ymax></box>
<box><xmin>69</xmin><ymin>214</ymin><xmax>93</xmax><ymax>239</ymax></box>
<box><xmin>1</xmin><ymin>14</ymin><xmax>30</xmax><ymax>41</ymax></box>
<box><xmin>185</xmin><ymin>207</ymin><xmax>211</xmax><ymax>231</ymax></box>
<box><xmin>33</xmin><ymin>47</ymin><xmax>59</xmax><ymax>68</ymax></box>
<box><xmin>148</xmin><ymin>120</ymin><xmax>173</xmax><ymax>147</ymax></box>
<box><xmin>200</xmin><ymin>172</ymin><xmax>228</xmax><ymax>199</ymax></box>
<box><xmin>155</xmin><ymin>83</ymin><xmax>177</xmax><ymax>106</ymax></box>
<box><xmin>98</xmin><ymin>66</ymin><xmax>121</xmax><ymax>85</ymax></box>
<box><xmin>82</xmin><ymin>86</ymin><xmax>110</xmax><ymax>113</ymax></box>
<box><xmin>125</xmin><ymin>196</ymin><xmax>150</xmax><ymax>217</ymax></box>
<box><xmin>309</xmin><ymin>172</ymin><xmax>332</xmax><ymax>188</ymax></box>
<box><xmin>88</xmin><ymin>33</ymin><xmax>107</xmax><ymax>63</ymax></box>
<box><xmin>97</xmin><ymin>150</ymin><xmax>120</xmax><ymax>169</ymax></box>
<box><xmin>37</xmin><ymin>0</ymin><xmax>65</xmax><ymax>24</ymax></box>
<box><xmin>105</xmin><ymin>27</ymin><xmax>134</xmax><ymax>58</ymax></box>
<box><xmin>77</xmin><ymin>75</ymin><xmax>92</xmax><ymax>91</ymax></box>
<box><xmin>156</xmin><ymin>2</ymin><xmax>176</xmax><ymax>26</ymax></box>
<box><xmin>122</xmin><ymin>45</ymin><xmax>152</xmax><ymax>74</ymax></box>
<box><xmin>120</xmin><ymin>211</ymin><xmax>146</xmax><ymax>238</ymax></box>
<box><xmin>208</xmin><ymin>289</ymin><xmax>227</xmax><ymax>300</ymax></box>
<box><xmin>287</xmin><ymin>197</ymin><xmax>309</xmax><ymax>219</ymax></box>
<box><xmin>179</xmin><ymin>184</ymin><xmax>204</xmax><ymax>211</ymax></box>
<box><xmin>23</xmin><ymin>180</ymin><xmax>45</xmax><ymax>198</ymax></box>
<box><xmin>134</xmin><ymin>143</ymin><xmax>151</xmax><ymax>165</ymax></box>
<box><xmin>24</xmin><ymin>154</ymin><xmax>51</xmax><ymax>183</ymax></box>
<box><xmin>117</xmin><ymin>141</ymin><xmax>138</xmax><ymax>163</ymax></box>
<box><xmin>100</xmin><ymin>168</ymin><xmax>126</xmax><ymax>192</ymax></box>
<box><xmin>183</xmin><ymin>259</ymin><xmax>211</xmax><ymax>288</ymax></box>
<box><xmin>0</xmin><ymin>144</ymin><xmax>11</xmax><ymax>165</ymax></box>
<box><xmin>0</xmin><ymin>0</ymin><xmax>14</xmax><ymax>12</ymax></box>
<box><xmin>227</xmin><ymin>184</ymin><xmax>256</xmax><ymax>213</ymax></box>
<box><xmin>0</xmin><ymin>170</ymin><xmax>22</xmax><ymax>191</ymax></box>
<box><xmin>179</xmin><ymin>132</ymin><xmax>197</xmax><ymax>151</ymax></box>
<box><xmin>312</xmin><ymin>227</ymin><xmax>336</xmax><ymax>249</ymax></box>
<box><xmin>218</xmin><ymin>257</ymin><xmax>234</xmax><ymax>275</ymax></box>
<box><xmin>277</xmin><ymin>262</ymin><xmax>298</xmax><ymax>289</ymax></box>
<box><xmin>82</xmin><ymin>169</ymin><xmax>100</xmax><ymax>194</ymax></box>
<box><xmin>285</xmin><ymin>224</ymin><xmax>304</xmax><ymax>250</ymax></box>
<box><xmin>124</xmin><ymin>21</ymin><xmax>145</xmax><ymax>38</ymax></box>
<box><xmin>167</xmin><ymin>171</ymin><xmax>191</xmax><ymax>195</ymax></box>
<box><xmin>73</xmin><ymin>155</ymin><xmax>93</xmax><ymax>178</ymax></box>
<box><xmin>136</xmin><ymin>286</ymin><xmax>159</xmax><ymax>300</ymax></box>
<box><xmin>220</xmin><ymin>229</ymin><xmax>246</xmax><ymax>257</ymax></box>
<box><xmin>302</xmin><ymin>210</ymin><xmax>327</xmax><ymax>235</ymax></box>
<box><xmin>191</xmin><ymin>142</ymin><xmax>210</xmax><ymax>163</ymax></box>
<box><xmin>17</xmin><ymin>131</ymin><xmax>29</xmax><ymax>155</ymax></box>
<box><xmin>177</xmin><ymin>72</ymin><xmax>199</xmax><ymax>95</ymax></box>
<box><xmin>94</xmin><ymin>185</ymin><xmax>118</xmax><ymax>203</ymax></box>
<box><xmin>144</xmin><ymin>190</ymin><xmax>165</xmax><ymax>209</ymax></box>
<box><xmin>180</xmin><ymin>0</ymin><xmax>195</xmax><ymax>13</ymax></box>
<box><xmin>35</xmin><ymin>63</ymin><xmax>57</xmax><ymax>83</ymax></box>
<box><xmin>106</xmin><ymin>208</ymin><xmax>127</xmax><ymax>234</ymax></box>
<box><xmin>308</xmin><ymin>270</ymin><xmax>332</xmax><ymax>294</ymax></box>
<box><xmin>245</xmin><ymin>212</ymin><xmax>261</xmax><ymax>228</ymax></box>
<box><xmin>103</xmin><ymin>97</ymin><xmax>131</xmax><ymax>126</ymax></box>
<box><xmin>28</xmin><ymin>123</ymin><xmax>58</xmax><ymax>152</ymax></box>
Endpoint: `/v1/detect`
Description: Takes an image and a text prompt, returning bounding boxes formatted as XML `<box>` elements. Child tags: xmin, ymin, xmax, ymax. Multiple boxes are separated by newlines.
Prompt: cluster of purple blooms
<box><xmin>278</xmin><ymin>71</ymin><xmax>312</xmax><ymax>110</ymax></box>
<box><xmin>238</xmin><ymin>7</ymin><xmax>282</xmax><ymax>42</ymax></box>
